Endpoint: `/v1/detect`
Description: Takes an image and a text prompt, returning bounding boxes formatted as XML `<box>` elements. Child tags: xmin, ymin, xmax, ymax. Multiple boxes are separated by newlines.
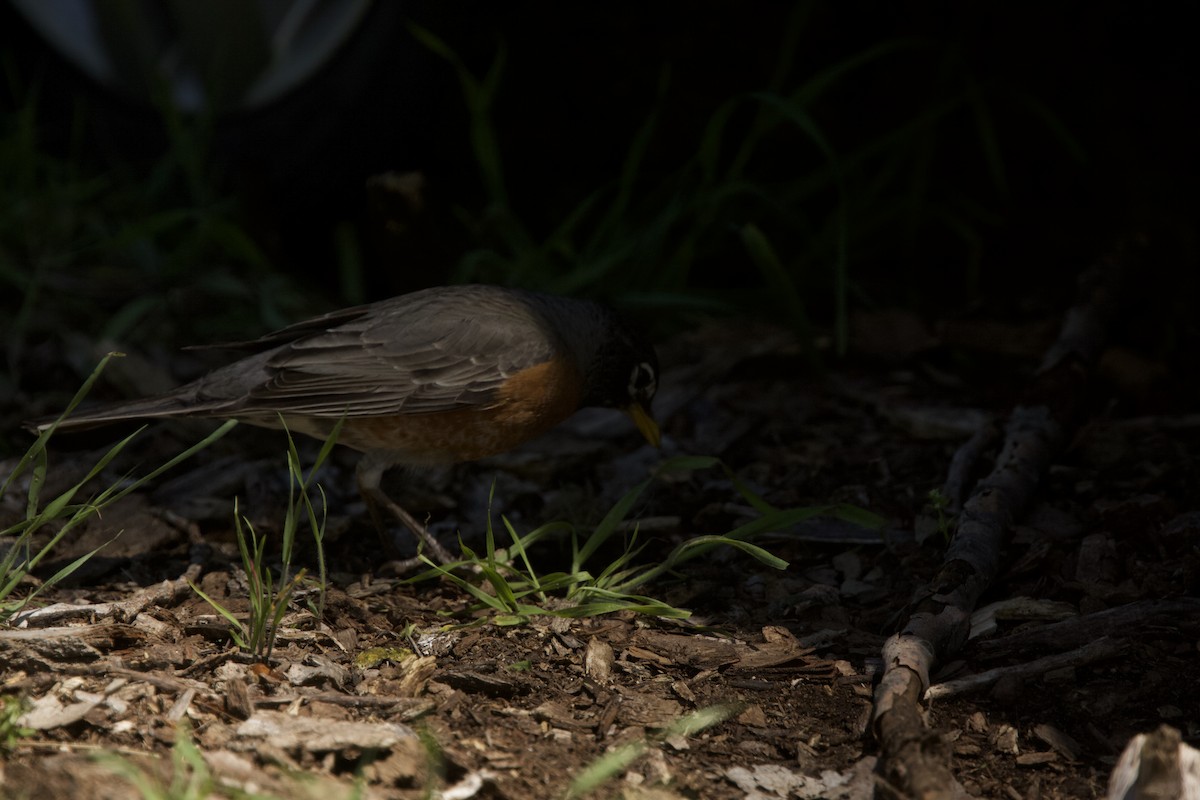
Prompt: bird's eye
<box><xmin>627</xmin><ymin>362</ymin><xmax>657</xmax><ymax>400</ymax></box>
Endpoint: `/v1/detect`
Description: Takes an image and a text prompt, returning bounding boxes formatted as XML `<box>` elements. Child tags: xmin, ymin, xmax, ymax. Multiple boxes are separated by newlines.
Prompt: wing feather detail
<box><xmin>219</xmin><ymin>289</ymin><xmax>560</xmax><ymax>418</ymax></box>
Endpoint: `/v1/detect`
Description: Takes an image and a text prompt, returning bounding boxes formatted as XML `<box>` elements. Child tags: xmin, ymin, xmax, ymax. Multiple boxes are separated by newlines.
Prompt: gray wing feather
<box><xmin>218</xmin><ymin>289</ymin><xmax>559</xmax><ymax>418</ymax></box>
<box><xmin>36</xmin><ymin>286</ymin><xmax>590</xmax><ymax>432</ymax></box>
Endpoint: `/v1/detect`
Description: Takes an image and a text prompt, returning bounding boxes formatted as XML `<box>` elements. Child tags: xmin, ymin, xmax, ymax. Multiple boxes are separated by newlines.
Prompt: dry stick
<box><xmin>10</xmin><ymin>563</ymin><xmax>204</xmax><ymax>627</ymax></box>
<box><xmin>976</xmin><ymin>597</ymin><xmax>1200</xmax><ymax>656</ymax></box>
<box><xmin>925</xmin><ymin>636</ymin><xmax>1126</xmax><ymax>700</ymax></box>
<box><xmin>941</xmin><ymin>421</ymin><xmax>999</xmax><ymax>513</ymax></box>
<box><xmin>871</xmin><ymin>243</ymin><xmax>1136</xmax><ymax>800</ymax></box>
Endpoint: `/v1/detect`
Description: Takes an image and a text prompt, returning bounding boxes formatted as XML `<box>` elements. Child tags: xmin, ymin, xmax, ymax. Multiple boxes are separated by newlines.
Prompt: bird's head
<box><xmin>584</xmin><ymin>315</ymin><xmax>661</xmax><ymax>448</ymax></box>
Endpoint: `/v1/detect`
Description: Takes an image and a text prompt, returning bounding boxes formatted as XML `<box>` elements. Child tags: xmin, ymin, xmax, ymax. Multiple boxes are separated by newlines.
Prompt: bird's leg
<box><xmin>356</xmin><ymin>457</ymin><xmax>455</xmax><ymax>571</ymax></box>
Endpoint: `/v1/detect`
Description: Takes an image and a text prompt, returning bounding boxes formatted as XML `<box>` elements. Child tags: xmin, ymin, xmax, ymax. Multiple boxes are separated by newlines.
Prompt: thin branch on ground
<box><xmin>871</xmin><ymin>238</ymin><xmax>1142</xmax><ymax>799</ymax></box>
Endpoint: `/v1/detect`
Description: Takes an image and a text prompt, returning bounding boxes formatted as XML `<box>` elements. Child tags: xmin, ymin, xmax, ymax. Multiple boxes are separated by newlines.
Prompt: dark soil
<box><xmin>3</xmin><ymin>311</ymin><xmax>1197</xmax><ymax>800</ymax></box>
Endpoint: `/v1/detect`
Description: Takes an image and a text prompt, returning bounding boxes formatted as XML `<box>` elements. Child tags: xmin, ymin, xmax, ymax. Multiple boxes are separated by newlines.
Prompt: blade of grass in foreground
<box><xmin>423</xmin><ymin>454</ymin><xmax>883</xmax><ymax>626</ymax></box>
<box><xmin>2</xmin><ymin>357</ymin><xmax>236</xmax><ymax>620</ymax></box>
<box><xmin>281</xmin><ymin>415</ymin><xmax>342</xmax><ymax>618</ymax></box>
<box><xmin>566</xmin><ymin>705</ymin><xmax>740</xmax><ymax>798</ymax></box>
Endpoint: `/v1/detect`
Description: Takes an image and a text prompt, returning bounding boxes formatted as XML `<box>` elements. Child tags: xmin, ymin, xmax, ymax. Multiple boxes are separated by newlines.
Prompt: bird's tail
<box><xmin>25</xmin><ymin>393</ymin><xmax>228</xmax><ymax>435</ymax></box>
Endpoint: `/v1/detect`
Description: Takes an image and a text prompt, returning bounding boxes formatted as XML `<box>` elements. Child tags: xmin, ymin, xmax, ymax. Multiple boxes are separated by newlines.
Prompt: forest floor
<box><xmin>2</xmin><ymin>312</ymin><xmax>1197</xmax><ymax>799</ymax></box>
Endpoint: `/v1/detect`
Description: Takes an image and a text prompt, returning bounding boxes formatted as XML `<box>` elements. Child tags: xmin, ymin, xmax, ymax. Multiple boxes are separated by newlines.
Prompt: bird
<box><xmin>32</xmin><ymin>284</ymin><xmax>661</xmax><ymax>568</ymax></box>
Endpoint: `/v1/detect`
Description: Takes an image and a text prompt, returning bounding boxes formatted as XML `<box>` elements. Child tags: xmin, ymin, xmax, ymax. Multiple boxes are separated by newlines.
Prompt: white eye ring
<box><xmin>628</xmin><ymin>362</ymin><xmax>657</xmax><ymax>399</ymax></box>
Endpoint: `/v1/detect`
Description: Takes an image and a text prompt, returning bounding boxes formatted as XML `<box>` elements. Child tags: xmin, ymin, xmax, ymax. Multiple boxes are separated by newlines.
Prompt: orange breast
<box><xmin>322</xmin><ymin>355</ymin><xmax>584</xmax><ymax>464</ymax></box>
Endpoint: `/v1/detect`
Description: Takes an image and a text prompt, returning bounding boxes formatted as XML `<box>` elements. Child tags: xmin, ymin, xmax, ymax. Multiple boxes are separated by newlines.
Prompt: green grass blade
<box><xmin>187</xmin><ymin>580</ymin><xmax>247</xmax><ymax>644</ymax></box>
<box><xmin>966</xmin><ymin>77</ymin><xmax>1007</xmax><ymax>195</ymax></box>
<box><xmin>739</xmin><ymin>223</ymin><xmax>812</xmax><ymax>337</ymax></box>
<box><xmin>671</xmin><ymin>535</ymin><xmax>789</xmax><ymax>569</ymax></box>
<box><xmin>566</xmin><ymin>705</ymin><xmax>737</xmax><ymax>798</ymax></box>
<box><xmin>408</xmin><ymin>22</ymin><xmax>510</xmax><ymax>208</ymax></box>
<box><xmin>103</xmin><ymin>420</ymin><xmax>238</xmax><ymax>509</ymax></box>
<box><xmin>420</xmin><ymin>555</ymin><xmax>511</xmax><ymax>613</ymax></box>
<box><xmin>3</xmin><ymin>352</ymin><xmax>124</xmax><ymax>503</ymax></box>
<box><xmin>826</xmin><ymin>502</ymin><xmax>887</xmax><ymax>530</ymax></box>
<box><xmin>573</xmin><ymin>477</ymin><xmax>652</xmax><ymax>568</ymax></box>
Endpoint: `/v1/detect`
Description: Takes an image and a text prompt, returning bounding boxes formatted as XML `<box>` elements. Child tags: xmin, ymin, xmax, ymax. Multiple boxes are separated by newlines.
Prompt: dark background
<box><xmin>1</xmin><ymin>1</ymin><xmax>1195</xmax><ymax>385</ymax></box>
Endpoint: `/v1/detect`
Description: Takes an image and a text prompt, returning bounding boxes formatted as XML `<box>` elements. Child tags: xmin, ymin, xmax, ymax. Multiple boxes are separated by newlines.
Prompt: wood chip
<box><xmin>1034</xmin><ymin>723</ymin><xmax>1082</xmax><ymax>761</ymax></box>
<box><xmin>1016</xmin><ymin>751</ymin><xmax>1058</xmax><ymax>766</ymax></box>
<box><xmin>628</xmin><ymin>631</ymin><xmax>740</xmax><ymax>670</ymax></box>
<box><xmin>584</xmin><ymin>637</ymin><xmax>614</xmax><ymax>683</ymax></box>
<box><xmin>235</xmin><ymin>709</ymin><xmax>417</xmax><ymax>754</ymax></box>
<box><xmin>225</xmin><ymin>678</ymin><xmax>253</xmax><ymax>720</ymax></box>
<box><xmin>439</xmin><ymin>669</ymin><xmax>527</xmax><ymax>698</ymax></box>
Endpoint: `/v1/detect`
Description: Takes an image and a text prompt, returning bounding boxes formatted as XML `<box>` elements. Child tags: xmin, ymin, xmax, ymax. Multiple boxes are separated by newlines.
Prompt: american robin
<box><xmin>33</xmin><ymin>284</ymin><xmax>661</xmax><ymax>567</ymax></box>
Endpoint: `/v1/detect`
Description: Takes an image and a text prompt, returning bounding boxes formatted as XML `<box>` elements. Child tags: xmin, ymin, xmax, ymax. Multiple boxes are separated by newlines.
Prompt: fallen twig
<box><xmin>872</xmin><ymin>240</ymin><xmax>1140</xmax><ymax>799</ymax></box>
<box><xmin>975</xmin><ymin>598</ymin><xmax>1200</xmax><ymax>656</ymax></box>
<box><xmin>11</xmin><ymin>563</ymin><xmax>204</xmax><ymax>627</ymax></box>
<box><xmin>925</xmin><ymin>636</ymin><xmax>1125</xmax><ymax>699</ymax></box>
<box><xmin>941</xmin><ymin>420</ymin><xmax>999</xmax><ymax>512</ymax></box>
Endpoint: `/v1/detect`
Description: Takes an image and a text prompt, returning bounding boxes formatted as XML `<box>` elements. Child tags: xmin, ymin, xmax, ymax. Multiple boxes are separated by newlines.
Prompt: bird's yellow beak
<box><xmin>624</xmin><ymin>403</ymin><xmax>661</xmax><ymax>448</ymax></box>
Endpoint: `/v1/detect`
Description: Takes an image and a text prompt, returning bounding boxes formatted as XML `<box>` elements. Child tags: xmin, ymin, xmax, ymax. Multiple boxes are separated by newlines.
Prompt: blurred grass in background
<box><xmin>0</xmin><ymin>59</ymin><xmax>312</xmax><ymax>368</ymax></box>
<box><xmin>1</xmin><ymin>0</ymin><xmax>1130</xmax><ymax>392</ymax></box>
<box><xmin>420</xmin><ymin>11</ymin><xmax>1083</xmax><ymax>352</ymax></box>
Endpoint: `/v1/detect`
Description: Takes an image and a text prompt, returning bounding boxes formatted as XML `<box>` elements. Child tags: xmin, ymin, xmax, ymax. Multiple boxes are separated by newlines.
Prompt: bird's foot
<box><xmin>363</xmin><ymin>487</ymin><xmax>456</xmax><ymax>572</ymax></box>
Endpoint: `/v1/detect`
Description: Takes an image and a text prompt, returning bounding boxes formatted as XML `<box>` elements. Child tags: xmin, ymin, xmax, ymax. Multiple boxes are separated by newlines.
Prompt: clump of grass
<box><xmin>925</xmin><ymin>487</ymin><xmax>955</xmax><ymax>542</ymax></box>
<box><xmin>189</xmin><ymin>419</ymin><xmax>339</xmax><ymax>661</ymax></box>
<box><xmin>280</xmin><ymin>417</ymin><xmax>342</xmax><ymax>620</ymax></box>
<box><xmin>189</xmin><ymin>499</ymin><xmax>308</xmax><ymax>663</ymax></box>
<box><xmin>1</xmin><ymin>354</ymin><xmax>236</xmax><ymax>623</ymax></box>
<box><xmin>417</xmin><ymin>455</ymin><xmax>885</xmax><ymax>625</ymax></box>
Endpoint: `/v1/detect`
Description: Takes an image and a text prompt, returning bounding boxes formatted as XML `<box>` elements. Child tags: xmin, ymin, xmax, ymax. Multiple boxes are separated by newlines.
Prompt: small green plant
<box><xmin>0</xmin><ymin>694</ymin><xmax>34</xmax><ymax>752</ymax></box>
<box><xmin>1</xmin><ymin>355</ymin><xmax>236</xmax><ymax>622</ymax></box>
<box><xmin>418</xmin><ymin>455</ymin><xmax>885</xmax><ymax>625</ymax></box>
<box><xmin>926</xmin><ymin>487</ymin><xmax>954</xmax><ymax>541</ymax></box>
<box><xmin>190</xmin><ymin>418</ymin><xmax>339</xmax><ymax>660</ymax></box>
<box><xmin>190</xmin><ymin>498</ymin><xmax>308</xmax><ymax>662</ymax></box>
<box><xmin>281</xmin><ymin>417</ymin><xmax>343</xmax><ymax>620</ymax></box>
